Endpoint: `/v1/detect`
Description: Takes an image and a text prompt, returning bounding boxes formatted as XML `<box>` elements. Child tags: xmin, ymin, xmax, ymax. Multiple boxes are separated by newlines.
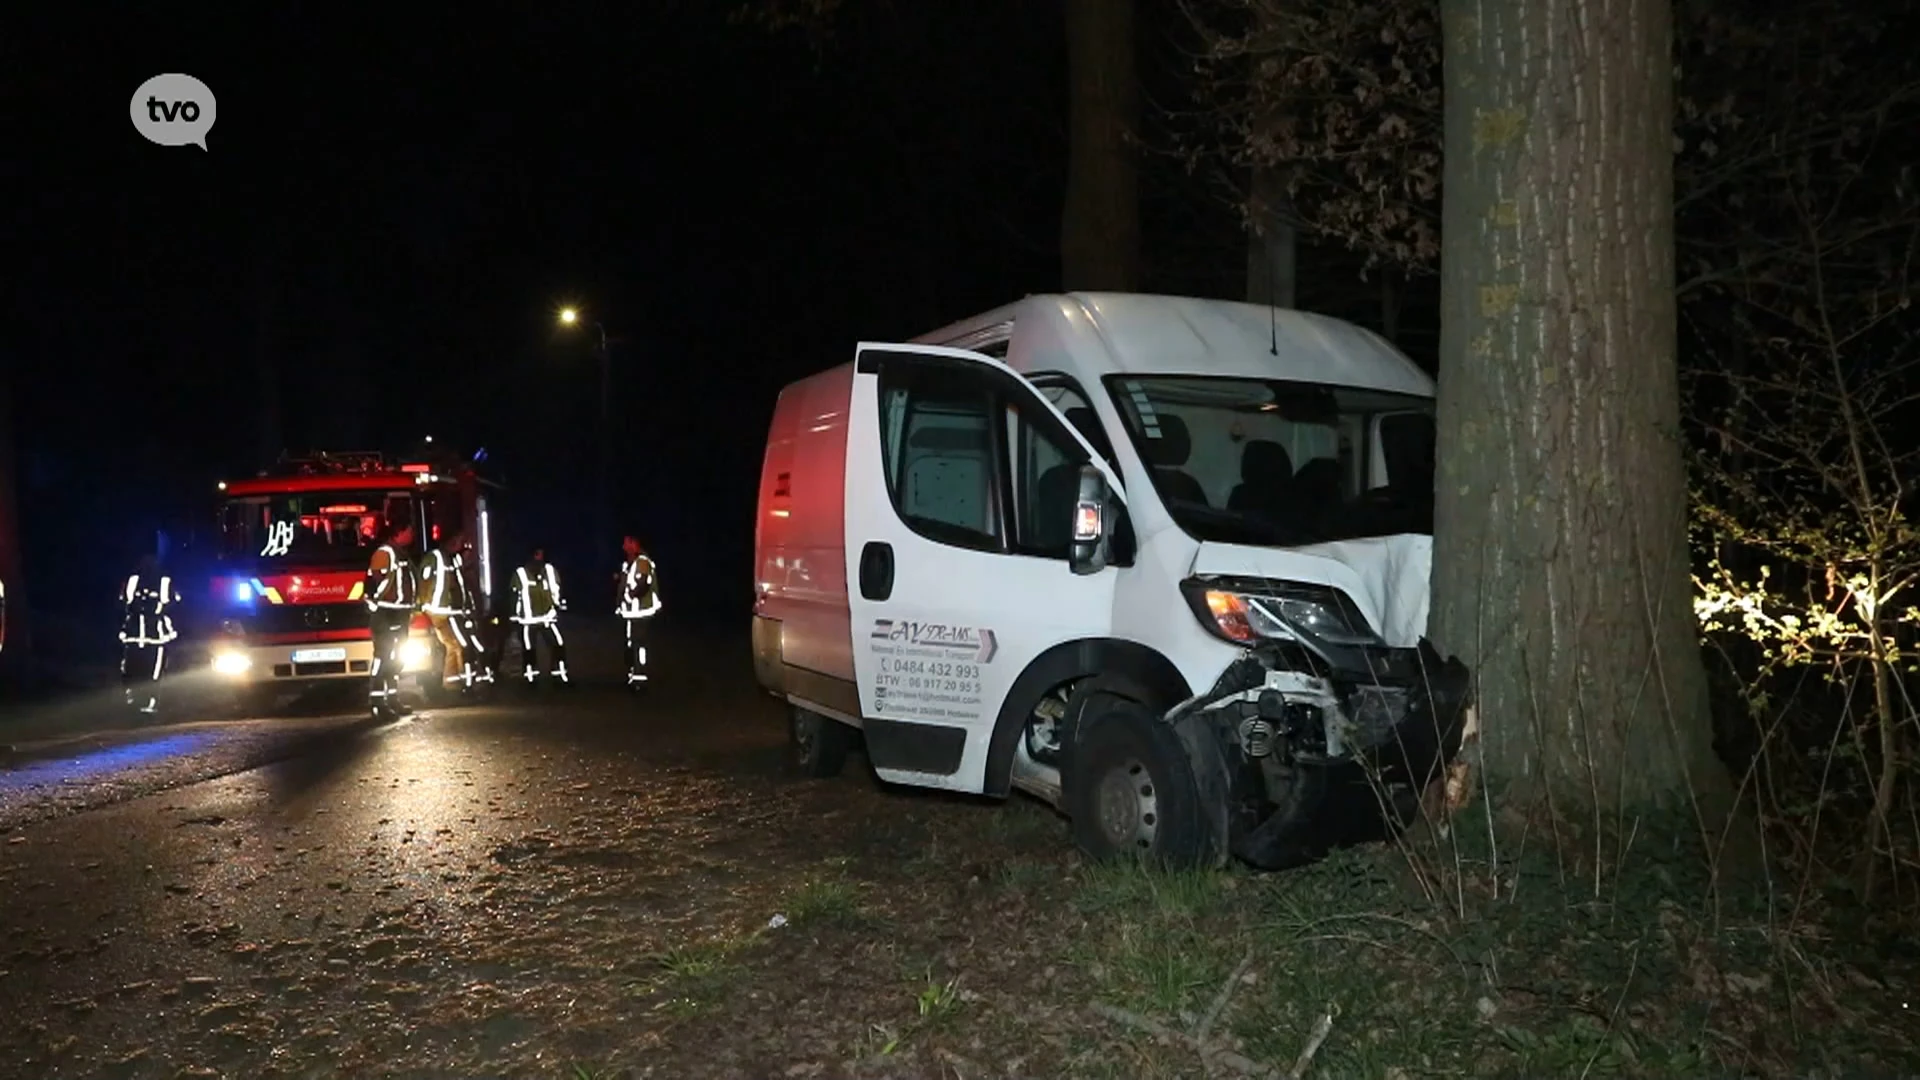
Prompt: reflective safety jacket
<box><xmin>617</xmin><ymin>554</ymin><xmax>662</xmax><ymax>619</ymax></box>
<box><xmin>418</xmin><ymin>548</ymin><xmax>473</xmax><ymax>617</ymax></box>
<box><xmin>512</xmin><ymin>561</ymin><xmax>563</xmax><ymax>624</ymax></box>
<box><xmin>364</xmin><ymin>543</ymin><xmax>417</xmax><ymax>613</ymax></box>
<box><xmin>119</xmin><ymin>573</ymin><xmax>180</xmax><ymax>646</ymax></box>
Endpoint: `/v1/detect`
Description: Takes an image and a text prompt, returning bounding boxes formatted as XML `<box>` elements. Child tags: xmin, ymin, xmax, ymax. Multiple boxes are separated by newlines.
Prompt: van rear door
<box><xmin>844</xmin><ymin>343</ymin><xmax>1125</xmax><ymax>794</ymax></box>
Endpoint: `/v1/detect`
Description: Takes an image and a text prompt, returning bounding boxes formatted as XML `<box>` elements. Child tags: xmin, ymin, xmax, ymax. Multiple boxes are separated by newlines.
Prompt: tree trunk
<box><xmin>0</xmin><ymin>371</ymin><xmax>26</xmax><ymax>664</ymax></box>
<box><xmin>1244</xmin><ymin>1</ymin><xmax>1296</xmax><ymax>310</ymax></box>
<box><xmin>1061</xmin><ymin>0</ymin><xmax>1141</xmax><ymax>291</ymax></box>
<box><xmin>1432</xmin><ymin>0</ymin><xmax>1724</xmax><ymax>829</ymax></box>
<box><xmin>1380</xmin><ymin>267</ymin><xmax>1402</xmax><ymax>345</ymax></box>
<box><xmin>1245</xmin><ymin>168</ymin><xmax>1298</xmax><ymax>309</ymax></box>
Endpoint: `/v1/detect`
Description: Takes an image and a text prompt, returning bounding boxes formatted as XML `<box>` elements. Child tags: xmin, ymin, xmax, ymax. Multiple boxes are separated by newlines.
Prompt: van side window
<box><xmin>1037</xmin><ymin>383</ymin><xmax>1116</xmax><ymax>463</ymax></box>
<box><xmin>1004</xmin><ymin>399</ymin><xmax>1087</xmax><ymax>559</ymax></box>
<box><xmin>1032</xmin><ymin>379</ymin><xmax>1136</xmax><ymax>564</ymax></box>
<box><xmin>877</xmin><ymin>364</ymin><xmax>1002</xmax><ymax>552</ymax></box>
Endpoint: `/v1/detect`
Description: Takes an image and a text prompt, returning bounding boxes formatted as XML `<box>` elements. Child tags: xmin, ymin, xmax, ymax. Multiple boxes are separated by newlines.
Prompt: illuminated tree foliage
<box><xmin>1684</xmin><ymin>12</ymin><xmax>1920</xmax><ymax>898</ymax></box>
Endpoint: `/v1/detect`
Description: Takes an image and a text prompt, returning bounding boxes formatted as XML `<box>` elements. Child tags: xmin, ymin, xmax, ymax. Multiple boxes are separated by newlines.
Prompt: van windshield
<box><xmin>1102</xmin><ymin>375</ymin><xmax>1435</xmax><ymax>547</ymax></box>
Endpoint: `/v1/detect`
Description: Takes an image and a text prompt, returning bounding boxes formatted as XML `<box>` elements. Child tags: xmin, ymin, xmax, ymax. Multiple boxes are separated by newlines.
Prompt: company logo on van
<box><xmin>870</xmin><ymin>619</ymin><xmax>998</xmax><ymax>663</ymax></box>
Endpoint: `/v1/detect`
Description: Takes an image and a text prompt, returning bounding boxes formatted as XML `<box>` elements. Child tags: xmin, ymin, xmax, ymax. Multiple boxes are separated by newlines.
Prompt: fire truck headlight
<box><xmin>212</xmin><ymin>650</ymin><xmax>251</xmax><ymax>677</ymax></box>
<box><xmin>400</xmin><ymin>638</ymin><xmax>433</xmax><ymax>672</ymax></box>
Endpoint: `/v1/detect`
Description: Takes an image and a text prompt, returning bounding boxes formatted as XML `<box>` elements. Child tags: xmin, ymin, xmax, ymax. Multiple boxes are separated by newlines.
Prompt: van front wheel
<box><xmin>791</xmin><ymin>707</ymin><xmax>852</xmax><ymax>778</ymax></box>
<box><xmin>1066</xmin><ymin>696</ymin><xmax>1220</xmax><ymax>869</ymax></box>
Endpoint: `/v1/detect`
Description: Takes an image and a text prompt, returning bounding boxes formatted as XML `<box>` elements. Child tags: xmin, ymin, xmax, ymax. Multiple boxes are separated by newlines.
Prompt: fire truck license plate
<box><xmin>292</xmin><ymin>647</ymin><xmax>347</xmax><ymax>664</ymax></box>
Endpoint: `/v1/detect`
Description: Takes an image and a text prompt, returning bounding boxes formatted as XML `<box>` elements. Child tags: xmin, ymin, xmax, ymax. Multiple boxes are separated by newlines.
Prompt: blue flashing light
<box><xmin>234</xmin><ymin>581</ymin><xmax>255</xmax><ymax>603</ymax></box>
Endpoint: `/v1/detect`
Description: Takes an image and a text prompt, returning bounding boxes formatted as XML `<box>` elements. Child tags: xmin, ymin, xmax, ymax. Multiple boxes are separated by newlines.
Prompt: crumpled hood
<box><xmin>1188</xmin><ymin>533</ymin><xmax>1433</xmax><ymax>648</ymax></box>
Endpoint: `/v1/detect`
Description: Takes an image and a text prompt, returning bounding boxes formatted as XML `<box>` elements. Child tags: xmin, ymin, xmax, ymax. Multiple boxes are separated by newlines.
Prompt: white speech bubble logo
<box><xmin>131</xmin><ymin>74</ymin><xmax>216</xmax><ymax>151</ymax></box>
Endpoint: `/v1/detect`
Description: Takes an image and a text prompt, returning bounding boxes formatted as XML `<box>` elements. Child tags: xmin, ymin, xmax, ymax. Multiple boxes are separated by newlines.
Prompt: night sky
<box><xmin>6</xmin><ymin>4</ymin><xmax>1398</xmax><ymax>651</ymax></box>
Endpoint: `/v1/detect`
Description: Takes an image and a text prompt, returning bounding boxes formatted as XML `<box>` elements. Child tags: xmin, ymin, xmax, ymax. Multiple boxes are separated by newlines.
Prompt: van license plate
<box><xmin>292</xmin><ymin>647</ymin><xmax>347</xmax><ymax>664</ymax></box>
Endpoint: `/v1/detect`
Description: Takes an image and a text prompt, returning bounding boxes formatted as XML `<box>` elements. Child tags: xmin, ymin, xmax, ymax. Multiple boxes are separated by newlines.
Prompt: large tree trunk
<box><xmin>1432</xmin><ymin>0</ymin><xmax>1724</xmax><ymax>827</ymax></box>
<box><xmin>1061</xmin><ymin>0</ymin><xmax>1141</xmax><ymax>291</ymax></box>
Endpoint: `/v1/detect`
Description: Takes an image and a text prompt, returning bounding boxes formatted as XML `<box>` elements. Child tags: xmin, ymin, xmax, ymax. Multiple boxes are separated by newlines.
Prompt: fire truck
<box><xmin>204</xmin><ymin>448</ymin><xmax>502</xmax><ymax>705</ymax></box>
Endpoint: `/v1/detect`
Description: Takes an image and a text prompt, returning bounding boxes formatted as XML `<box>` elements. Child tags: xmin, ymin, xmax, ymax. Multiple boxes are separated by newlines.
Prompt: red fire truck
<box><xmin>204</xmin><ymin>449</ymin><xmax>501</xmax><ymax>705</ymax></box>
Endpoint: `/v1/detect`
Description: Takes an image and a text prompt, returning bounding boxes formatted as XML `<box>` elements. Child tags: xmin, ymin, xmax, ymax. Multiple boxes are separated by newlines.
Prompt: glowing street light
<box><xmin>558</xmin><ymin>307</ymin><xmax>579</xmax><ymax>326</ymax></box>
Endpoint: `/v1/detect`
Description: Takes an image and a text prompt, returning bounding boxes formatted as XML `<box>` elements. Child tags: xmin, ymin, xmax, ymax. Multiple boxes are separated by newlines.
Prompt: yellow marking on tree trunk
<box><xmin>1473</xmin><ymin>107</ymin><xmax>1527</xmax><ymax>151</ymax></box>
<box><xmin>1491</xmin><ymin>200</ymin><xmax>1520</xmax><ymax>227</ymax></box>
<box><xmin>1480</xmin><ymin>283</ymin><xmax>1520</xmax><ymax>317</ymax></box>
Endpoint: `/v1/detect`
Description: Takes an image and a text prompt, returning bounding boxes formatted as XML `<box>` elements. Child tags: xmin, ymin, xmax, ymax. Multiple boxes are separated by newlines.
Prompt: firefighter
<box><xmin>616</xmin><ymin>535</ymin><xmax>662</xmax><ymax>688</ymax></box>
<box><xmin>417</xmin><ymin>530</ymin><xmax>471</xmax><ymax>694</ymax></box>
<box><xmin>364</xmin><ymin>519</ymin><xmax>419</xmax><ymax>718</ymax></box>
<box><xmin>452</xmin><ymin>534</ymin><xmax>497</xmax><ymax>690</ymax></box>
<box><xmin>118</xmin><ymin>555</ymin><xmax>179</xmax><ymax>714</ymax></box>
<box><xmin>511</xmin><ymin>546</ymin><xmax>568</xmax><ymax>686</ymax></box>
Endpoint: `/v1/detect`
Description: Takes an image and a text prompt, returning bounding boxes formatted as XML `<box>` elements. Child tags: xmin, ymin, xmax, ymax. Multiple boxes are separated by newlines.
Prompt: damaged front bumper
<box><xmin>1172</xmin><ymin>635</ymin><xmax>1473</xmax><ymax>871</ymax></box>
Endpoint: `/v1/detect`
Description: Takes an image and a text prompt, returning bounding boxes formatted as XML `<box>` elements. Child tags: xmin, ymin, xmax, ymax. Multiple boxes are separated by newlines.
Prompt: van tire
<box><xmin>1066</xmin><ymin>695</ymin><xmax>1221</xmax><ymax>869</ymax></box>
<box><xmin>791</xmin><ymin>707</ymin><xmax>851</xmax><ymax>778</ymax></box>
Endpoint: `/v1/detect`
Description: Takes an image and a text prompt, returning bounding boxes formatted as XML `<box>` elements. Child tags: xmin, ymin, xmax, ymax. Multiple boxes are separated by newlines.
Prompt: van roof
<box><xmin>915</xmin><ymin>292</ymin><xmax>1433</xmax><ymax>397</ymax></box>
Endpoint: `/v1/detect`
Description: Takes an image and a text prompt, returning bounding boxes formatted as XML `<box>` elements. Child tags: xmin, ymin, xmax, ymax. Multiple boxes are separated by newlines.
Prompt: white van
<box><xmin>751</xmin><ymin>292</ymin><xmax>1471</xmax><ymax>870</ymax></box>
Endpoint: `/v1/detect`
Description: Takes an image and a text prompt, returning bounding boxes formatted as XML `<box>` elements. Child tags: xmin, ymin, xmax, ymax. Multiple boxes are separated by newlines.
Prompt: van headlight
<box><xmin>400</xmin><ymin>638</ymin><xmax>433</xmax><ymax>672</ymax></box>
<box><xmin>1179</xmin><ymin>577</ymin><xmax>1381</xmax><ymax>648</ymax></box>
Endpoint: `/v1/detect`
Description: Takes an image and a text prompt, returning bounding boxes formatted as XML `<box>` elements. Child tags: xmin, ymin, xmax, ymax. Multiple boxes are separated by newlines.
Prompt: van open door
<box><xmin>844</xmin><ymin>342</ymin><xmax>1126</xmax><ymax>794</ymax></box>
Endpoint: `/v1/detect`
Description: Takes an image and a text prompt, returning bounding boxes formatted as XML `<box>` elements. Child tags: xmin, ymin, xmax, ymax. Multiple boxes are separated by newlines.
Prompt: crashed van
<box><xmin>751</xmin><ymin>292</ymin><xmax>1472</xmax><ymax>870</ymax></box>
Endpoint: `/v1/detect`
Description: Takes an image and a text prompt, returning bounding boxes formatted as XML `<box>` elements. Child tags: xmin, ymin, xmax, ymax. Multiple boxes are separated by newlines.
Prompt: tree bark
<box><xmin>1432</xmin><ymin>0</ymin><xmax>1724</xmax><ymax>826</ymax></box>
<box><xmin>1245</xmin><ymin>161</ymin><xmax>1298</xmax><ymax>309</ymax></box>
<box><xmin>1061</xmin><ymin>0</ymin><xmax>1141</xmax><ymax>291</ymax></box>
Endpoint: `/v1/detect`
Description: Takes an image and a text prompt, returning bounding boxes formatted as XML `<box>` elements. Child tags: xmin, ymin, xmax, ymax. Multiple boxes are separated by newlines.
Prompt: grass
<box><xmin>625</xmin><ymin>930</ymin><xmax>761</xmax><ymax>1015</ymax></box>
<box><xmin>521</xmin><ymin>770</ymin><xmax>1919</xmax><ymax>1078</ymax></box>
<box><xmin>1041</xmin><ymin>812</ymin><xmax>1920</xmax><ymax>1079</ymax></box>
<box><xmin>784</xmin><ymin>874</ymin><xmax>865</xmax><ymax>927</ymax></box>
<box><xmin>570</xmin><ymin>798</ymin><xmax>1920</xmax><ymax>1079</ymax></box>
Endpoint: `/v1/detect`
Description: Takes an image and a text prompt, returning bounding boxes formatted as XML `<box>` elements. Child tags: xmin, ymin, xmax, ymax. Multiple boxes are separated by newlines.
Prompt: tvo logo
<box><xmin>130</xmin><ymin>74</ymin><xmax>216</xmax><ymax>150</ymax></box>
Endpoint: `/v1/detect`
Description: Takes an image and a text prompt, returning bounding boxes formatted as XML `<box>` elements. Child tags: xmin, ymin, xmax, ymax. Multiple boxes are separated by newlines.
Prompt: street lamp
<box><xmin>557</xmin><ymin>305</ymin><xmax>613</xmax><ymax>556</ymax></box>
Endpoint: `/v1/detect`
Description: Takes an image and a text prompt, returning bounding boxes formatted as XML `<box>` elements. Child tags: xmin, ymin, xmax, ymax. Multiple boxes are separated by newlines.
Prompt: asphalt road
<box><xmin>0</xmin><ymin>621</ymin><xmax>984</xmax><ymax>1079</ymax></box>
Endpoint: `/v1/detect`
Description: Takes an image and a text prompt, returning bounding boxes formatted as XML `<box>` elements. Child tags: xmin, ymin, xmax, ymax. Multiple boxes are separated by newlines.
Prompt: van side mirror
<box><xmin>1069</xmin><ymin>464</ymin><xmax>1112</xmax><ymax>576</ymax></box>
